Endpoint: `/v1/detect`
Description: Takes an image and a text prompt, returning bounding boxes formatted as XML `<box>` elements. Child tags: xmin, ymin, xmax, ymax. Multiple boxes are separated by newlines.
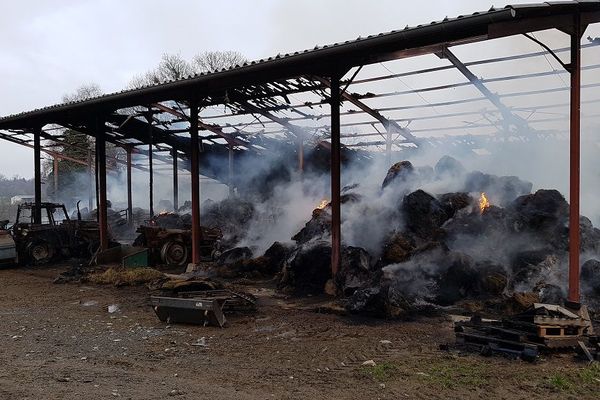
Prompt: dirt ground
<box><xmin>0</xmin><ymin>265</ymin><xmax>599</xmax><ymax>400</ymax></box>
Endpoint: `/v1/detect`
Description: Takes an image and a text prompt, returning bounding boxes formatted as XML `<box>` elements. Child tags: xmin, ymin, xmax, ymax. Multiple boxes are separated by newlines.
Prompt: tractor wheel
<box><xmin>160</xmin><ymin>240</ymin><xmax>188</xmax><ymax>267</ymax></box>
<box><xmin>28</xmin><ymin>241</ymin><xmax>54</xmax><ymax>264</ymax></box>
<box><xmin>210</xmin><ymin>248</ymin><xmax>222</xmax><ymax>261</ymax></box>
<box><xmin>210</xmin><ymin>241</ymin><xmax>222</xmax><ymax>261</ymax></box>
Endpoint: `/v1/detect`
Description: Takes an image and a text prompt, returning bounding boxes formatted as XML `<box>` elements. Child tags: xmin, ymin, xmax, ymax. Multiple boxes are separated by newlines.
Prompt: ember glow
<box><xmin>316</xmin><ymin>199</ymin><xmax>329</xmax><ymax>210</ymax></box>
<box><xmin>479</xmin><ymin>192</ymin><xmax>490</xmax><ymax>214</ymax></box>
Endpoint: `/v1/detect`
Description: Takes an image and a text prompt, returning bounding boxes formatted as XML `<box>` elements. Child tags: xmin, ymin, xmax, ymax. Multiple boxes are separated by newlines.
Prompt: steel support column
<box><xmin>330</xmin><ymin>76</ymin><xmax>342</xmax><ymax>277</ymax></box>
<box><xmin>147</xmin><ymin>112</ymin><xmax>154</xmax><ymax>218</ymax></box>
<box><xmin>189</xmin><ymin>101</ymin><xmax>201</xmax><ymax>264</ymax></box>
<box><xmin>33</xmin><ymin>126</ymin><xmax>42</xmax><ymax>224</ymax></box>
<box><xmin>53</xmin><ymin>157</ymin><xmax>59</xmax><ymax>200</ymax></box>
<box><xmin>298</xmin><ymin>137</ymin><xmax>304</xmax><ymax>173</ymax></box>
<box><xmin>172</xmin><ymin>148</ymin><xmax>179</xmax><ymax>211</ymax></box>
<box><xmin>95</xmin><ymin>150</ymin><xmax>99</xmax><ymax>221</ymax></box>
<box><xmin>87</xmin><ymin>150</ymin><xmax>94</xmax><ymax>212</ymax></box>
<box><xmin>567</xmin><ymin>16</ymin><xmax>582</xmax><ymax>307</ymax></box>
<box><xmin>228</xmin><ymin>143</ymin><xmax>234</xmax><ymax>198</ymax></box>
<box><xmin>95</xmin><ymin>117</ymin><xmax>109</xmax><ymax>251</ymax></box>
<box><xmin>126</xmin><ymin>149</ymin><xmax>133</xmax><ymax>226</ymax></box>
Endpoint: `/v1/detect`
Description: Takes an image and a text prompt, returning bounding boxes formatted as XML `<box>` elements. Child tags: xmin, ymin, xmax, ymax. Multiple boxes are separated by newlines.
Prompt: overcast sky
<box><xmin>0</xmin><ymin>0</ymin><xmax>590</xmax><ymax>178</ymax></box>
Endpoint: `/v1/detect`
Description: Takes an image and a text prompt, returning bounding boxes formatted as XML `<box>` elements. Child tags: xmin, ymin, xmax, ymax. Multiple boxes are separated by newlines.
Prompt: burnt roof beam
<box><xmin>152</xmin><ymin>102</ymin><xmax>252</xmax><ymax>149</ymax></box>
<box><xmin>439</xmin><ymin>47</ymin><xmax>532</xmax><ymax>134</ymax></box>
<box><xmin>54</xmin><ymin>122</ymin><xmax>168</xmax><ymax>171</ymax></box>
<box><xmin>233</xmin><ymin>100</ymin><xmax>311</xmax><ymax>140</ymax></box>
<box><xmin>311</xmin><ymin>75</ymin><xmax>419</xmax><ymax>144</ymax></box>
<box><xmin>0</xmin><ymin>130</ymin><xmax>89</xmax><ymax>166</ymax></box>
<box><xmin>3</xmin><ymin>5</ymin><xmax>600</xmax><ymax>131</ymax></box>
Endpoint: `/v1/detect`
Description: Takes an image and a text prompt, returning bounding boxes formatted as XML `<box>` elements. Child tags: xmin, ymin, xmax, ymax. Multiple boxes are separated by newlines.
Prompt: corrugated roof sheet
<box><xmin>0</xmin><ymin>1</ymin><xmax>598</xmax><ymax>128</ymax></box>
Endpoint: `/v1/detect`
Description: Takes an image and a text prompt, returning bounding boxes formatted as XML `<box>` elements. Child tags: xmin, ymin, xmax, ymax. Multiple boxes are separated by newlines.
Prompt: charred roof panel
<box><xmin>0</xmin><ymin>2</ymin><xmax>598</xmax><ymax>130</ymax></box>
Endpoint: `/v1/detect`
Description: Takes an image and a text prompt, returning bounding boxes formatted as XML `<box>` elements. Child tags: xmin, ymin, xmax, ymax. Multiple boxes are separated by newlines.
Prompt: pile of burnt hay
<box><xmin>88</xmin><ymin>267</ymin><xmax>165</xmax><ymax>286</ymax></box>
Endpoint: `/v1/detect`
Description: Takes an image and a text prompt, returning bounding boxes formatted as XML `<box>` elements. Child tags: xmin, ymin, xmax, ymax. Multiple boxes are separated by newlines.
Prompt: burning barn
<box><xmin>0</xmin><ymin>2</ymin><xmax>599</xmax><ymax>358</ymax></box>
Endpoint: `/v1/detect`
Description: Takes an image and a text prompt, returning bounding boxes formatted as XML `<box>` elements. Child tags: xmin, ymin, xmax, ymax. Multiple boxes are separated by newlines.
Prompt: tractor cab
<box><xmin>12</xmin><ymin>202</ymin><xmax>101</xmax><ymax>264</ymax></box>
<box><xmin>14</xmin><ymin>202</ymin><xmax>70</xmax><ymax>227</ymax></box>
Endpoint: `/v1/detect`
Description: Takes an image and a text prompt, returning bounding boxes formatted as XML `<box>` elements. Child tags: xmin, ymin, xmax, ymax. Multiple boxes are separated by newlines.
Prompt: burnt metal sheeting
<box><xmin>0</xmin><ymin>2</ymin><xmax>599</xmax><ymax>129</ymax></box>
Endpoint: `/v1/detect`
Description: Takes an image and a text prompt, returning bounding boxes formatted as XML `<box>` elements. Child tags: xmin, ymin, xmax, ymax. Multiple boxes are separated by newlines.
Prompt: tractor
<box><xmin>11</xmin><ymin>202</ymin><xmax>103</xmax><ymax>265</ymax></box>
<box><xmin>134</xmin><ymin>212</ymin><xmax>223</xmax><ymax>267</ymax></box>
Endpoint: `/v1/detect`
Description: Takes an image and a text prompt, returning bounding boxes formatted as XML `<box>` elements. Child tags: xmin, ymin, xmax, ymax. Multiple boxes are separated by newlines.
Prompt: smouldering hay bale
<box><xmin>89</xmin><ymin>267</ymin><xmax>165</xmax><ymax>286</ymax></box>
<box><xmin>381</xmin><ymin>233</ymin><xmax>415</xmax><ymax>264</ymax></box>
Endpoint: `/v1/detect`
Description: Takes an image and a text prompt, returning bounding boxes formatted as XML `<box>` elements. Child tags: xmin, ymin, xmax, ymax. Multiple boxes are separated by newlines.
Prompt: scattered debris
<box><xmin>107</xmin><ymin>304</ymin><xmax>120</xmax><ymax>314</ymax></box>
<box><xmin>191</xmin><ymin>337</ymin><xmax>207</xmax><ymax>347</ymax></box>
<box><xmin>88</xmin><ymin>267</ymin><xmax>165</xmax><ymax>287</ymax></box>
<box><xmin>452</xmin><ymin>303</ymin><xmax>595</xmax><ymax>362</ymax></box>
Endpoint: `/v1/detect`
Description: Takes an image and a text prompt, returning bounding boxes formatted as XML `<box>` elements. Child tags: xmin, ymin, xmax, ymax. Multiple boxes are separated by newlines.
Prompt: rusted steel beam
<box><xmin>441</xmin><ymin>47</ymin><xmax>530</xmax><ymax>133</ymax></box>
<box><xmin>298</xmin><ymin>137</ymin><xmax>304</xmax><ymax>173</ymax></box>
<box><xmin>488</xmin><ymin>12</ymin><xmax>589</xmax><ymax>39</ymax></box>
<box><xmin>228</xmin><ymin>144</ymin><xmax>234</xmax><ymax>198</ymax></box>
<box><xmin>172</xmin><ymin>148</ymin><xmax>179</xmax><ymax>211</ymax></box>
<box><xmin>53</xmin><ymin>157</ymin><xmax>59</xmax><ymax>199</ymax></box>
<box><xmin>0</xmin><ymin>130</ymin><xmax>89</xmax><ymax>166</ymax></box>
<box><xmin>217</xmin><ymin>75</ymin><xmax>600</xmax><ymax>122</ymax></box>
<box><xmin>313</xmin><ymin>75</ymin><xmax>418</xmax><ymax>144</ymax></box>
<box><xmin>568</xmin><ymin>16</ymin><xmax>582</xmax><ymax>308</ymax></box>
<box><xmin>41</xmin><ymin>124</ymin><xmax>150</xmax><ymax>172</ymax></box>
<box><xmin>235</xmin><ymin>100</ymin><xmax>307</xmax><ymax>140</ymax></box>
<box><xmin>33</xmin><ymin>126</ymin><xmax>42</xmax><ymax>224</ymax></box>
<box><xmin>126</xmin><ymin>149</ymin><xmax>133</xmax><ymax>226</ymax></box>
<box><xmin>95</xmin><ymin>151</ymin><xmax>99</xmax><ymax>221</ymax></box>
<box><xmin>147</xmin><ymin>111</ymin><xmax>154</xmax><ymax>218</ymax></box>
<box><xmin>152</xmin><ymin>102</ymin><xmax>249</xmax><ymax>148</ymax></box>
<box><xmin>330</xmin><ymin>76</ymin><xmax>341</xmax><ymax>278</ymax></box>
<box><xmin>95</xmin><ymin>117</ymin><xmax>109</xmax><ymax>251</ymax></box>
<box><xmin>87</xmin><ymin>150</ymin><xmax>94</xmax><ymax>212</ymax></box>
<box><xmin>189</xmin><ymin>101</ymin><xmax>201</xmax><ymax>265</ymax></box>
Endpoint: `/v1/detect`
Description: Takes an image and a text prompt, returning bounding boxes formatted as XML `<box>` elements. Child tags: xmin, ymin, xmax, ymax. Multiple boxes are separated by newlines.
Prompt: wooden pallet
<box><xmin>537</xmin><ymin>324</ymin><xmax>586</xmax><ymax>338</ymax></box>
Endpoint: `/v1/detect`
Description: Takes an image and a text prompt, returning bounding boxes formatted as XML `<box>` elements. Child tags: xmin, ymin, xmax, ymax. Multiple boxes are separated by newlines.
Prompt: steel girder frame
<box><xmin>568</xmin><ymin>15</ymin><xmax>583</xmax><ymax>307</ymax></box>
<box><xmin>0</xmin><ymin>3</ymin><xmax>596</xmax><ymax>296</ymax></box>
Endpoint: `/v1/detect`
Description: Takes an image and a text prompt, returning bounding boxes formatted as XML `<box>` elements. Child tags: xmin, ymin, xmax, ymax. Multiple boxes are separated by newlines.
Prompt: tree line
<box><xmin>45</xmin><ymin>51</ymin><xmax>246</xmax><ymax>205</ymax></box>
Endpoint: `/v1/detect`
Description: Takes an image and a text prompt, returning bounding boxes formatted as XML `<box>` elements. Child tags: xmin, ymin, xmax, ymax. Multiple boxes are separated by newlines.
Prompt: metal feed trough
<box><xmin>150</xmin><ymin>290</ymin><xmax>256</xmax><ymax>327</ymax></box>
<box><xmin>151</xmin><ymin>296</ymin><xmax>227</xmax><ymax>327</ymax></box>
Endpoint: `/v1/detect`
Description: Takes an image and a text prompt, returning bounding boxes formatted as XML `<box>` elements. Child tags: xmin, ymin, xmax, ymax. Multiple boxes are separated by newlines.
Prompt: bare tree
<box><xmin>128</xmin><ymin>51</ymin><xmax>248</xmax><ymax>90</ymax></box>
<box><xmin>46</xmin><ymin>84</ymin><xmax>126</xmax><ymax>202</ymax></box>
<box><xmin>193</xmin><ymin>51</ymin><xmax>248</xmax><ymax>74</ymax></box>
<box><xmin>128</xmin><ymin>53</ymin><xmax>193</xmax><ymax>89</ymax></box>
<box><xmin>62</xmin><ymin>83</ymin><xmax>103</xmax><ymax>103</ymax></box>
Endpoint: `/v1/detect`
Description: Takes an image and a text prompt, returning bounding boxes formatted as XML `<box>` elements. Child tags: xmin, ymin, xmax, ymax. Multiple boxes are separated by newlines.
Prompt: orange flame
<box><xmin>316</xmin><ymin>199</ymin><xmax>329</xmax><ymax>210</ymax></box>
<box><xmin>479</xmin><ymin>192</ymin><xmax>490</xmax><ymax>214</ymax></box>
